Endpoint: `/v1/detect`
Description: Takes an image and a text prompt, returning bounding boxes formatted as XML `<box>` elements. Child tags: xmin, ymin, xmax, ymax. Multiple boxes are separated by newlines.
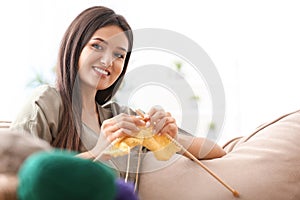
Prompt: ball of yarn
<box><xmin>18</xmin><ymin>150</ymin><xmax>116</xmax><ymax>200</ymax></box>
<box><xmin>115</xmin><ymin>179</ymin><xmax>139</xmax><ymax>200</ymax></box>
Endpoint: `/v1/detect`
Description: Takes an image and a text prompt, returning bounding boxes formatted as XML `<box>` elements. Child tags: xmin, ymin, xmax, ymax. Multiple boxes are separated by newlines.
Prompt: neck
<box><xmin>79</xmin><ymin>84</ymin><xmax>102</xmax><ymax>133</ymax></box>
<box><xmin>80</xmin><ymin>84</ymin><xmax>98</xmax><ymax>114</ymax></box>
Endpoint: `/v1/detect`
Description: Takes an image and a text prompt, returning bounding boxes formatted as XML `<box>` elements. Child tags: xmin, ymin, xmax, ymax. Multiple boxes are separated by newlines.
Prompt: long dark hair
<box><xmin>52</xmin><ymin>6</ymin><xmax>133</xmax><ymax>151</ymax></box>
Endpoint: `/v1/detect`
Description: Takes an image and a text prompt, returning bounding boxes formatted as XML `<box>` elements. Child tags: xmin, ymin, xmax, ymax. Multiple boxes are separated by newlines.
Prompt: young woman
<box><xmin>10</xmin><ymin>5</ymin><xmax>225</xmax><ymax>185</ymax></box>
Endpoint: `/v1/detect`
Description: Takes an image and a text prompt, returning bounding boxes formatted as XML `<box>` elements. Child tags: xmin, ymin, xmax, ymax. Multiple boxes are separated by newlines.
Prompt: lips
<box><xmin>93</xmin><ymin>66</ymin><xmax>110</xmax><ymax>76</ymax></box>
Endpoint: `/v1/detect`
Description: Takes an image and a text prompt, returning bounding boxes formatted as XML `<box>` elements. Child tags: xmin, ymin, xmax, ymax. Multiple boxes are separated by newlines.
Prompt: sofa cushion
<box><xmin>0</xmin><ymin>130</ymin><xmax>52</xmax><ymax>173</ymax></box>
<box><xmin>0</xmin><ymin>174</ymin><xmax>18</xmax><ymax>200</ymax></box>
<box><xmin>138</xmin><ymin>110</ymin><xmax>300</xmax><ymax>200</ymax></box>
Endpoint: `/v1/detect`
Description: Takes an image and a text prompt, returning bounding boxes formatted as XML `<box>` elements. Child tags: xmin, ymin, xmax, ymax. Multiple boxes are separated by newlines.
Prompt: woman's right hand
<box><xmin>101</xmin><ymin>113</ymin><xmax>146</xmax><ymax>142</ymax></box>
<box><xmin>91</xmin><ymin>113</ymin><xmax>146</xmax><ymax>158</ymax></box>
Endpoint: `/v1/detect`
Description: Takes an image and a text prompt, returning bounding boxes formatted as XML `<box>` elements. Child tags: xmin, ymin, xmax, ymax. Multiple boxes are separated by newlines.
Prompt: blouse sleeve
<box><xmin>10</xmin><ymin>85</ymin><xmax>63</xmax><ymax>144</ymax></box>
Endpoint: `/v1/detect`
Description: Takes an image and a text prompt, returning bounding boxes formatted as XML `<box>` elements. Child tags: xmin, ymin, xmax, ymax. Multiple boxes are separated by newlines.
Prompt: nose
<box><xmin>100</xmin><ymin>52</ymin><xmax>113</xmax><ymax>68</ymax></box>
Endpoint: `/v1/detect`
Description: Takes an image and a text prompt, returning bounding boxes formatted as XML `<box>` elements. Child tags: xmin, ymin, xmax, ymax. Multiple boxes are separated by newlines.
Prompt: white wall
<box><xmin>1</xmin><ymin>0</ymin><xmax>300</xmax><ymax>144</ymax></box>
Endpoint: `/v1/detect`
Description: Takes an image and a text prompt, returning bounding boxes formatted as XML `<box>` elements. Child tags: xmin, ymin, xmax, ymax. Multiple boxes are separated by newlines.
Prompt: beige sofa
<box><xmin>1</xmin><ymin>109</ymin><xmax>300</xmax><ymax>199</ymax></box>
<box><xmin>139</xmin><ymin>110</ymin><xmax>300</xmax><ymax>199</ymax></box>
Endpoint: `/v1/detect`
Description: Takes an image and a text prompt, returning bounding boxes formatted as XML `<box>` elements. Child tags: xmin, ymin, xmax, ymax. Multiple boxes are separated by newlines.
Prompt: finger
<box><xmin>101</xmin><ymin>117</ymin><xmax>117</xmax><ymax>128</ymax></box>
<box><xmin>159</xmin><ymin>123</ymin><xmax>178</xmax><ymax>138</ymax></box>
<box><xmin>100</xmin><ymin>125</ymin><xmax>119</xmax><ymax>143</ymax></box>
<box><xmin>107</xmin><ymin>120</ymin><xmax>142</xmax><ymax>138</ymax></box>
<box><xmin>106</xmin><ymin>128</ymin><xmax>133</xmax><ymax>142</ymax></box>
<box><xmin>101</xmin><ymin>120</ymin><xmax>140</xmax><ymax>142</ymax></box>
<box><xmin>101</xmin><ymin>114</ymin><xmax>131</xmax><ymax>131</ymax></box>
<box><xmin>100</xmin><ymin>120</ymin><xmax>116</xmax><ymax>140</ymax></box>
<box><xmin>153</xmin><ymin>118</ymin><xmax>166</xmax><ymax>134</ymax></box>
<box><xmin>150</xmin><ymin>110</ymin><xmax>166</xmax><ymax>127</ymax></box>
<box><xmin>150</xmin><ymin>111</ymin><xmax>172</xmax><ymax>124</ymax></box>
<box><xmin>105</xmin><ymin>114</ymin><xmax>145</xmax><ymax>130</ymax></box>
<box><xmin>165</xmin><ymin>112</ymin><xmax>171</xmax><ymax>117</ymax></box>
<box><xmin>136</xmin><ymin>109</ymin><xmax>147</xmax><ymax>119</ymax></box>
<box><xmin>154</xmin><ymin>117</ymin><xmax>176</xmax><ymax>134</ymax></box>
<box><xmin>131</xmin><ymin>115</ymin><xmax>146</xmax><ymax>126</ymax></box>
<box><xmin>114</xmin><ymin>113</ymin><xmax>146</xmax><ymax>127</ymax></box>
<box><xmin>148</xmin><ymin>105</ymin><xmax>164</xmax><ymax>117</ymax></box>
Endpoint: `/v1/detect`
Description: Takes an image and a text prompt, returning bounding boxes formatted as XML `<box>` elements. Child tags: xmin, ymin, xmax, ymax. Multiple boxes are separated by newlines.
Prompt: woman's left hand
<box><xmin>146</xmin><ymin>106</ymin><xmax>178</xmax><ymax>139</ymax></box>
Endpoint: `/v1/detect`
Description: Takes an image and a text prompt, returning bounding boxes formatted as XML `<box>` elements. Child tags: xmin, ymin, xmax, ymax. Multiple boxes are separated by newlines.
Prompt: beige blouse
<box><xmin>10</xmin><ymin>84</ymin><xmax>194</xmax><ymax>185</ymax></box>
<box><xmin>10</xmin><ymin>84</ymin><xmax>136</xmax><ymax>152</ymax></box>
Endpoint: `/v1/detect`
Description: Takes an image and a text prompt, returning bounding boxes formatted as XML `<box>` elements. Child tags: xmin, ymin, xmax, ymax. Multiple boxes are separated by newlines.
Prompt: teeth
<box><xmin>94</xmin><ymin>67</ymin><xmax>108</xmax><ymax>75</ymax></box>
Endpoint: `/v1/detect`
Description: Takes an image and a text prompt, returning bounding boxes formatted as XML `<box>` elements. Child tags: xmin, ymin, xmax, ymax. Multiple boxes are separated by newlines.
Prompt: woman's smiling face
<box><xmin>78</xmin><ymin>25</ymin><xmax>129</xmax><ymax>91</ymax></box>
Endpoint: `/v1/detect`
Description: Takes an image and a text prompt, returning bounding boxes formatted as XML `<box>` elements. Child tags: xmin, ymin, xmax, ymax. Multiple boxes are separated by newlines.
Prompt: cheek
<box><xmin>78</xmin><ymin>48</ymin><xmax>97</xmax><ymax>69</ymax></box>
<box><xmin>116</xmin><ymin>66</ymin><xmax>123</xmax><ymax>76</ymax></box>
<box><xmin>114</xmin><ymin>61</ymin><xmax>125</xmax><ymax>76</ymax></box>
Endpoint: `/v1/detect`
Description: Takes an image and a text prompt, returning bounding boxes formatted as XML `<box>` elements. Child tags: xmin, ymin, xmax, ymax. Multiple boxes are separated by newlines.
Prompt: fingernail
<box><xmin>144</xmin><ymin>114</ymin><xmax>150</xmax><ymax>119</ymax></box>
<box><xmin>124</xmin><ymin>130</ymin><xmax>132</xmax><ymax>136</ymax></box>
<box><xmin>152</xmin><ymin>127</ymin><xmax>158</xmax><ymax>134</ymax></box>
<box><xmin>145</xmin><ymin>121</ymin><xmax>150</xmax><ymax>128</ymax></box>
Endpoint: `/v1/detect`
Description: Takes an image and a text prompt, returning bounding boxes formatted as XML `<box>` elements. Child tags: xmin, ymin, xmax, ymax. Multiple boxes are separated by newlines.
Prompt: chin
<box><xmin>96</xmin><ymin>84</ymin><xmax>113</xmax><ymax>91</ymax></box>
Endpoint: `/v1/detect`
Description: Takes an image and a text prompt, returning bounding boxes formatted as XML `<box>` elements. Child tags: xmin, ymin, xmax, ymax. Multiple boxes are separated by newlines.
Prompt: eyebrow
<box><xmin>92</xmin><ymin>37</ymin><xmax>127</xmax><ymax>52</ymax></box>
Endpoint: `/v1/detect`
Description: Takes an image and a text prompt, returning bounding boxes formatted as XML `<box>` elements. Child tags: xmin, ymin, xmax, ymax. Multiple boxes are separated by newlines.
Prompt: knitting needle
<box><xmin>136</xmin><ymin>109</ymin><xmax>148</xmax><ymax>120</ymax></box>
<box><xmin>124</xmin><ymin>146</ymin><xmax>131</xmax><ymax>183</ymax></box>
<box><xmin>136</xmin><ymin>109</ymin><xmax>239</xmax><ymax>197</ymax></box>
<box><xmin>134</xmin><ymin>145</ymin><xmax>143</xmax><ymax>192</ymax></box>
<box><xmin>165</xmin><ymin>134</ymin><xmax>239</xmax><ymax>197</ymax></box>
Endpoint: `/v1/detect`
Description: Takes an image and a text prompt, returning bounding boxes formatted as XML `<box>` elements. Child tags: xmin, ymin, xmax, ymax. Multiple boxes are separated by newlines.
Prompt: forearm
<box><xmin>76</xmin><ymin>137</ymin><xmax>111</xmax><ymax>161</ymax></box>
<box><xmin>177</xmin><ymin>134</ymin><xmax>226</xmax><ymax>159</ymax></box>
<box><xmin>189</xmin><ymin>137</ymin><xmax>226</xmax><ymax>159</ymax></box>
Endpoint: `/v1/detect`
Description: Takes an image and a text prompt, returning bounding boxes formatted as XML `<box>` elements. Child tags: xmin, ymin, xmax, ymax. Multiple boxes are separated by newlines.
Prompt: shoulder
<box><xmin>30</xmin><ymin>84</ymin><xmax>60</xmax><ymax>103</ymax></box>
<box><xmin>11</xmin><ymin>85</ymin><xmax>63</xmax><ymax>137</ymax></box>
<box><xmin>27</xmin><ymin>85</ymin><xmax>62</xmax><ymax>110</ymax></box>
<box><xmin>16</xmin><ymin>84</ymin><xmax>63</xmax><ymax>120</ymax></box>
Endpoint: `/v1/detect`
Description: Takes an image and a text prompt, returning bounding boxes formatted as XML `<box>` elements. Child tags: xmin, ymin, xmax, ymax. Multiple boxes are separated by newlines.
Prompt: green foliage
<box><xmin>27</xmin><ymin>72</ymin><xmax>50</xmax><ymax>87</ymax></box>
<box><xmin>208</xmin><ymin>122</ymin><xmax>216</xmax><ymax>131</ymax></box>
<box><xmin>27</xmin><ymin>66</ymin><xmax>56</xmax><ymax>88</ymax></box>
<box><xmin>174</xmin><ymin>61</ymin><xmax>183</xmax><ymax>72</ymax></box>
<box><xmin>190</xmin><ymin>95</ymin><xmax>201</xmax><ymax>101</ymax></box>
